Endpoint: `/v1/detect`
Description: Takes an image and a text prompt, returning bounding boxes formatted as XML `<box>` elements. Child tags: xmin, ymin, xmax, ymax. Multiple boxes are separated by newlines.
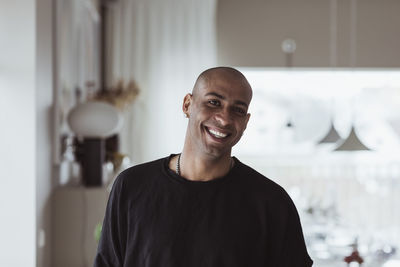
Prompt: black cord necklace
<box><xmin>176</xmin><ymin>153</ymin><xmax>181</xmax><ymax>176</ymax></box>
<box><xmin>176</xmin><ymin>153</ymin><xmax>235</xmax><ymax>177</ymax></box>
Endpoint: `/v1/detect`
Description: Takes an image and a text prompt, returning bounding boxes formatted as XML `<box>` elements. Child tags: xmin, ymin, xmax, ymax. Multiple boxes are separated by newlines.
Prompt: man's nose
<box><xmin>215</xmin><ymin>108</ymin><xmax>233</xmax><ymax>126</ymax></box>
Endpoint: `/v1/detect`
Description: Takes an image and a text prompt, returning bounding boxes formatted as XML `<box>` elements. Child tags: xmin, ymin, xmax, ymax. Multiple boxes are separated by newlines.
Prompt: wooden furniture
<box><xmin>52</xmin><ymin>186</ymin><xmax>109</xmax><ymax>267</ymax></box>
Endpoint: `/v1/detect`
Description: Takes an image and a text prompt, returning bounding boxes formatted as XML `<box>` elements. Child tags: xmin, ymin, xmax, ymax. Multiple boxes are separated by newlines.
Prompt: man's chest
<box><xmin>123</xmin><ymin>189</ymin><xmax>270</xmax><ymax>266</ymax></box>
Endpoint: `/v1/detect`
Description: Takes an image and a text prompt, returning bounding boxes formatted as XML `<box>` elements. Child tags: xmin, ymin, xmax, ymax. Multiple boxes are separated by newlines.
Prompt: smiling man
<box><xmin>94</xmin><ymin>67</ymin><xmax>313</xmax><ymax>267</ymax></box>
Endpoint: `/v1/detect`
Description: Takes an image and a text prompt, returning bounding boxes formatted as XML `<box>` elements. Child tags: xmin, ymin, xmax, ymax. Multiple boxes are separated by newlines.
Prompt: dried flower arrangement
<box><xmin>91</xmin><ymin>79</ymin><xmax>140</xmax><ymax>110</ymax></box>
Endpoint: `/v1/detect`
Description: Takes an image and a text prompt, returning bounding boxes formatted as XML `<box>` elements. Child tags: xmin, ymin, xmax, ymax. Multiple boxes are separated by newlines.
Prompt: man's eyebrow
<box><xmin>205</xmin><ymin>92</ymin><xmax>225</xmax><ymax>100</ymax></box>
<box><xmin>205</xmin><ymin>92</ymin><xmax>248</xmax><ymax>108</ymax></box>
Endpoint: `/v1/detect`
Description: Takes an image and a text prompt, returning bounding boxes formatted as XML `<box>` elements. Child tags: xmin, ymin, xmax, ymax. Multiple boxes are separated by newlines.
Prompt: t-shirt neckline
<box><xmin>163</xmin><ymin>154</ymin><xmax>239</xmax><ymax>187</ymax></box>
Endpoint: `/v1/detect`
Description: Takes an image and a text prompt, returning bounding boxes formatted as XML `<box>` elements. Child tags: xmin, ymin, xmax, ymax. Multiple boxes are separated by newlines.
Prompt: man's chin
<box><xmin>197</xmin><ymin>132</ymin><xmax>235</xmax><ymax>158</ymax></box>
<box><xmin>203</xmin><ymin>144</ymin><xmax>232</xmax><ymax>159</ymax></box>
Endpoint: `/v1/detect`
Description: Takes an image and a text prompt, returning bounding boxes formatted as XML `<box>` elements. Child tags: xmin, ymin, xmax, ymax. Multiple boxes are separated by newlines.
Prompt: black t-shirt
<box><xmin>94</xmin><ymin>155</ymin><xmax>313</xmax><ymax>267</ymax></box>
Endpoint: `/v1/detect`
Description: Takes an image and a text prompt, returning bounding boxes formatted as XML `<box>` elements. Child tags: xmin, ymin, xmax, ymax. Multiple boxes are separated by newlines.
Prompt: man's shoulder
<box><xmin>121</xmin><ymin>157</ymin><xmax>165</xmax><ymax>176</ymax></box>
<box><xmin>235</xmin><ymin>159</ymin><xmax>300</xmax><ymax>216</ymax></box>
<box><xmin>112</xmin><ymin>156</ymin><xmax>167</xmax><ymax>189</ymax></box>
<box><xmin>235</xmin><ymin>159</ymin><xmax>290</xmax><ymax>200</ymax></box>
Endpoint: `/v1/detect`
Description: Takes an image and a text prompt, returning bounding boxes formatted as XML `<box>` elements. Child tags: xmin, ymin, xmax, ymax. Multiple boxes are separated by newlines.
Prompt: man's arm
<box><xmin>280</xmin><ymin>198</ymin><xmax>313</xmax><ymax>267</ymax></box>
<box><xmin>94</xmin><ymin>175</ymin><xmax>127</xmax><ymax>267</ymax></box>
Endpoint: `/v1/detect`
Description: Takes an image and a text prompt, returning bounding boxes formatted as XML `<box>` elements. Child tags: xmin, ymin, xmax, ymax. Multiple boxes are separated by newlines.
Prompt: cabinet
<box><xmin>51</xmin><ymin>187</ymin><xmax>109</xmax><ymax>267</ymax></box>
<box><xmin>217</xmin><ymin>0</ymin><xmax>400</xmax><ymax>68</ymax></box>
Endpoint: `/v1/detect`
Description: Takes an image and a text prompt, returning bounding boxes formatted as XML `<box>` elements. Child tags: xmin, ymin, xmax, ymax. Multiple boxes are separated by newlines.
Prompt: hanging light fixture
<box><xmin>317</xmin><ymin>0</ymin><xmax>342</xmax><ymax>145</ymax></box>
<box><xmin>334</xmin><ymin>126</ymin><xmax>370</xmax><ymax>151</ymax></box>
<box><xmin>318</xmin><ymin>118</ymin><xmax>342</xmax><ymax>144</ymax></box>
<box><xmin>281</xmin><ymin>38</ymin><xmax>296</xmax><ymax>67</ymax></box>
<box><xmin>281</xmin><ymin>38</ymin><xmax>297</xmax><ymax>131</ymax></box>
<box><xmin>334</xmin><ymin>0</ymin><xmax>370</xmax><ymax>151</ymax></box>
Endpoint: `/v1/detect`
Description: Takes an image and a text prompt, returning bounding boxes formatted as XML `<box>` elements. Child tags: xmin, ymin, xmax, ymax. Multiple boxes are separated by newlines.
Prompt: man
<box><xmin>94</xmin><ymin>67</ymin><xmax>313</xmax><ymax>267</ymax></box>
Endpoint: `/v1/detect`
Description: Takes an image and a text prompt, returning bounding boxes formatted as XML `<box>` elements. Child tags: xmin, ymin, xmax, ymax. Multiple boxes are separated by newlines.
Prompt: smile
<box><xmin>205</xmin><ymin>127</ymin><xmax>230</xmax><ymax>139</ymax></box>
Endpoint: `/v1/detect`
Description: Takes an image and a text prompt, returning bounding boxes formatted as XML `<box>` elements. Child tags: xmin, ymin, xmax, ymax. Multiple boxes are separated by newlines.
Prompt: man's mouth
<box><xmin>205</xmin><ymin>127</ymin><xmax>230</xmax><ymax>139</ymax></box>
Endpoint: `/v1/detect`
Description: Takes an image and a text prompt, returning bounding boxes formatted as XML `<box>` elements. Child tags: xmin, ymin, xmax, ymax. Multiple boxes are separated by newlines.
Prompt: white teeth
<box><xmin>209</xmin><ymin>129</ymin><xmax>228</xmax><ymax>138</ymax></box>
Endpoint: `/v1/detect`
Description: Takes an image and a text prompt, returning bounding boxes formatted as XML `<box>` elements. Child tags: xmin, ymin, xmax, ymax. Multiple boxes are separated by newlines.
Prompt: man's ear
<box><xmin>182</xmin><ymin>93</ymin><xmax>192</xmax><ymax>117</ymax></box>
<box><xmin>244</xmin><ymin>113</ymin><xmax>251</xmax><ymax>131</ymax></box>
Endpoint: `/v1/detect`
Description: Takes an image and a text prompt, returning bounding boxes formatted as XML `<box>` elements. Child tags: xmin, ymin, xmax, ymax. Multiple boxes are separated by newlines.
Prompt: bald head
<box><xmin>192</xmin><ymin>67</ymin><xmax>253</xmax><ymax>103</ymax></box>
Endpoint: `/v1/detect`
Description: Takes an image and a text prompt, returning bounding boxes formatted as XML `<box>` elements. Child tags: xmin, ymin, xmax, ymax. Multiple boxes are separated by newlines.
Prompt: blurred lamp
<box><xmin>318</xmin><ymin>119</ymin><xmax>342</xmax><ymax>144</ymax></box>
<box><xmin>67</xmin><ymin>101</ymin><xmax>123</xmax><ymax>187</ymax></box>
<box><xmin>67</xmin><ymin>101</ymin><xmax>123</xmax><ymax>138</ymax></box>
<box><xmin>334</xmin><ymin>125</ymin><xmax>371</xmax><ymax>151</ymax></box>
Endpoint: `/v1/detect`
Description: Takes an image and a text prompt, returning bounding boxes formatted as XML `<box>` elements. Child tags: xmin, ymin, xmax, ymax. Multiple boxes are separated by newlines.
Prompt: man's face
<box><xmin>184</xmin><ymin>73</ymin><xmax>252</xmax><ymax>159</ymax></box>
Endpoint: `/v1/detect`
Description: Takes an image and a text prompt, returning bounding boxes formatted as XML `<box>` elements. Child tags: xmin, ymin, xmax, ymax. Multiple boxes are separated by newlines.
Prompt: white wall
<box><xmin>0</xmin><ymin>1</ymin><xmax>36</xmax><ymax>266</ymax></box>
<box><xmin>0</xmin><ymin>1</ymin><xmax>54</xmax><ymax>266</ymax></box>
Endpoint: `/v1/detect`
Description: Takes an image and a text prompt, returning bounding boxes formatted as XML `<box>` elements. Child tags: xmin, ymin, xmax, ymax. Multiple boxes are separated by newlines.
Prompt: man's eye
<box><xmin>208</xmin><ymin>100</ymin><xmax>220</xmax><ymax>106</ymax></box>
<box><xmin>233</xmin><ymin>107</ymin><xmax>246</xmax><ymax>115</ymax></box>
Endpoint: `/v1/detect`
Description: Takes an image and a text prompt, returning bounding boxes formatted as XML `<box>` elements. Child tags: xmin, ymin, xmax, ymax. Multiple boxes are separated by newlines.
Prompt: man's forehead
<box><xmin>200</xmin><ymin>76</ymin><xmax>252</xmax><ymax>101</ymax></box>
<box><xmin>203</xmin><ymin>69</ymin><xmax>244</xmax><ymax>84</ymax></box>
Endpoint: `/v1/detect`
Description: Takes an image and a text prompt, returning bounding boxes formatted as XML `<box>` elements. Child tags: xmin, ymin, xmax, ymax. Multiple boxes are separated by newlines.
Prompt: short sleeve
<box><xmin>280</xmin><ymin>198</ymin><xmax>313</xmax><ymax>267</ymax></box>
<box><xmin>93</xmin><ymin>174</ymin><xmax>127</xmax><ymax>267</ymax></box>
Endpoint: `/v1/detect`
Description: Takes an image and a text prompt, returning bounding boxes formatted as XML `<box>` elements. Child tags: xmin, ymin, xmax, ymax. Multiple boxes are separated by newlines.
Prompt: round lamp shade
<box><xmin>67</xmin><ymin>101</ymin><xmax>123</xmax><ymax>138</ymax></box>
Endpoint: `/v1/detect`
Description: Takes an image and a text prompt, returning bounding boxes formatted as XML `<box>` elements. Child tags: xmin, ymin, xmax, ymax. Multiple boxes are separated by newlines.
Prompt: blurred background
<box><xmin>1</xmin><ymin>0</ymin><xmax>400</xmax><ymax>266</ymax></box>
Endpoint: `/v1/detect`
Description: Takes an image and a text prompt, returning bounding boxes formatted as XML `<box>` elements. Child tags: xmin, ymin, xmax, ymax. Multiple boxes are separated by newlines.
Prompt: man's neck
<box><xmin>169</xmin><ymin>149</ymin><xmax>233</xmax><ymax>182</ymax></box>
